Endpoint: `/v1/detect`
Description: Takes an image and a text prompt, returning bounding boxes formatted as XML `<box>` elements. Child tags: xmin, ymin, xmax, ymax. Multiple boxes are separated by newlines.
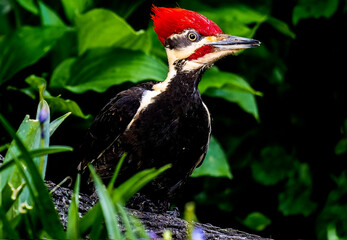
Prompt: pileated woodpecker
<box><xmin>79</xmin><ymin>6</ymin><xmax>260</xmax><ymax>211</ymax></box>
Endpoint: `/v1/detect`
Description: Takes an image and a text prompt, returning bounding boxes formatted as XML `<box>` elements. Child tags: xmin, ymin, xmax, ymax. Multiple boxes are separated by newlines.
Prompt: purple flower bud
<box><xmin>39</xmin><ymin>104</ymin><xmax>49</xmax><ymax>124</ymax></box>
<box><xmin>192</xmin><ymin>227</ymin><xmax>205</xmax><ymax>240</ymax></box>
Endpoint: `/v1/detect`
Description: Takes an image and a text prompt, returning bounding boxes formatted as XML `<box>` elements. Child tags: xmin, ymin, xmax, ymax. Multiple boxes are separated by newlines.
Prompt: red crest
<box><xmin>152</xmin><ymin>6</ymin><xmax>223</xmax><ymax>45</ymax></box>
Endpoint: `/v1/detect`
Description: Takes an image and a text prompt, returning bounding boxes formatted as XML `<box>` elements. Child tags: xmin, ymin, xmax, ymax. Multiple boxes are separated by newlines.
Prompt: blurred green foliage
<box><xmin>0</xmin><ymin>0</ymin><xmax>346</xmax><ymax>239</ymax></box>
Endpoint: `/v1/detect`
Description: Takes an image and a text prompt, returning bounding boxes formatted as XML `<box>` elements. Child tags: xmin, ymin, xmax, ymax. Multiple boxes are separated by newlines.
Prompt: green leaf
<box><xmin>0</xmin><ymin>206</ymin><xmax>20</xmax><ymax>239</ymax></box>
<box><xmin>200</xmin><ymin>68</ymin><xmax>261</xmax><ymax>120</ymax></box>
<box><xmin>267</xmin><ymin>17</ymin><xmax>296</xmax><ymax>39</ymax></box>
<box><xmin>206</xmin><ymin>87</ymin><xmax>259</xmax><ymax>120</ymax></box>
<box><xmin>191</xmin><ymin>136</ymin><xmax>232</xmax><ymax>179</ymax></box>
<box><xmin>0</xmin><ymin>115</ymin><xmax>40</xmax><ymax>191</ymax></box>
<box><xmin>242</xmin><ymin>212</ymin><xmax>271</xmax><ymax>231</ymax></box>
<box><xmin>89</xmin><ymin>165</ymin><xmax>122</xmax><ymax>240</ymax></box>
<box><xmin>49</xmin><ymin>112</ymin><xmax>71</xmax><ymax>137</ymax></box>
<box><xmin>0</xmin><ymin>114</ymin><xmax>65</xmax><ymax>238</ymax></box>
<box><xmin>200</xmin><ymin>67</ymin><xmax>262</xmax><ymax>96</ymax></box>
<box><xmin>17</xmin><ymin>0</ymin><xmax>38</xmax><ymax>14</ymax></box>
<box><xmin>113</xmin><ymin>165</ymin><xmax>171</xmax><ymax>204</ymax></box>
<box><xmin>46</xmin><ymin>96</ymin><xmax>90</xmax><ymax>119</ymax></box>
<box><xmin>61</xmin><ymin>0</ymin><xmax>92</xmax><ymax>22</ymax></box>
<box><xmin>67</xmin><ymin>174</ymin><xmax>81</xmax><ymax>239</ymax></box>
<box><xmin>316</xmin><ymin>172</ymin><xmax>347</xmax><ymax>239</ymax></box>
<box><xmin>251</xmin><ymin>145</ymin><xmax>297</xmax><ymax>185</ymax></box>
<box><xmin>293</xmin><ymin>0</ymin><xmax>339</xmax><ymax>25</ymax></box>
<box><xmin>4</xmin><ymin>146</ymin><xmax>73</xmax><ymax>162</ymax></box>
<box><xmin>0</xmin><ymin>26</ymin><xmax>66</xmax><ymax>85</ymax></box>
<box><xmin>198</xmin><ymin>5</ymin><xmax>267</xmax><ymax>37</ymax></box>
<box><xmin>76</xmin><ymin>8</ymin><xmax>151</xmax><ymax>55</ymax></box>
<box><xmin>50</xmin><ymin>48</ymin><xmax>168</xmax><ymax>93</ymax></box>
<box><xmin>38</xmin><ymin>1</ymin><xmax>65</xmax><ymax>26</ymax></box>
<box><xmin>278</xmin><ymin>163</ymin><xmax>317</xmax><ymax>216</ymax></box>
<box><xmin>335</xmin><ymin>138</ymin><xmax>347</xmax><ymax>155</ymax></box>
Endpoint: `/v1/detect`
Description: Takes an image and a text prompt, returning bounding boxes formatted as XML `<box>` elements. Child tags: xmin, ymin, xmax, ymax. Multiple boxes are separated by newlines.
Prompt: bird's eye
<box><xmin>188</xmin><ymin>32</ymin><xmax>198</xmax><ymax>41</ymax></box>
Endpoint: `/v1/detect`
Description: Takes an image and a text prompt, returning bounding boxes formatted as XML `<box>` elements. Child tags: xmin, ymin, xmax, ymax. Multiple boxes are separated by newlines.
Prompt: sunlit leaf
<box><xmin>76</xmin><ymin>8</ymin><xmax>151</xmax><ymax>55</ymax></box>
<box><xmin>50</xmin><ymin>48</ymin><xmax>168</xmax><ymax>93</ymax></box>
<box><xmin>38</xmin><ymin>1</ymin><xmax>65</xmax><ymax>26</ymax></box>
<box><xmin>17</xmin><ymin>0</ymin><xmax>38</xmax><ymax>14</ymax></box>
<box><xmin>61</xmin><ymin>0</ymin><xmax>92</xmax><ymax>22</ymax></box>
<box><xmin>46</xmin><ymin>96</ymin><xmax>90</xmax><ymax>119</ymax></box>
<box><xmin>191</xmin><ymin>136</ymin><xmax>232</xmax><ymax>179</ymax></box>
<box><xmin>0</xmin><ymin>26</ymin><xmax>66</xmax><ymax>85</ymax></box>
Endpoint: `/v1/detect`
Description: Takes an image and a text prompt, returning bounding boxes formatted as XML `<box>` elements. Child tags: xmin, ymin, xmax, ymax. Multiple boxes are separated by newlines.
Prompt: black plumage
<box><xmin>80</xmin><ymin>67</ymin><xmax>211</xmax><ymax>210</ymax></box>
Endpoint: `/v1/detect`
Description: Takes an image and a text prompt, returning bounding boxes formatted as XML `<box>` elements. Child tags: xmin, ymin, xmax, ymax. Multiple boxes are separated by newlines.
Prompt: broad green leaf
<box><xmin>76</xmin><ymin>8</ymin><xmax>151</xmax><ymax>55</ymax></box>
<box><xmin>278</xmin><ymin>163</ymin><xmax>317</xmax><ymax>216</ymax></box>
<box><xmin>200</xmin><ymin>67</ymin><xmax>262</xmax><ymax>95</ymax></box>
<box><xmin>184</xmin><ymin>2</ymin><xmax>294</xmax><ymax>38</ymax></box>
<box><xmin>38</xmin><ymin>1</ymin><xmax>65</xmax><ymax>26</ymax></box>
<box><xmin>0</xmin><ymin>115</ymin><xmax>40</xmax><ymax>191</ymax></box>
<box><xmin>205</xmin><ymin>87</ymin><xmax>259</xmax><ymax>120</ymax></box>
<box><xmin>0</xmin><ymin>26</ymin><xmax>66</xmax><ymax>85</ymax></box>
<box><xmin>17</xmin><ymin>0</ymin><xmax>38</xmax><ymax>14</ymax></box>
<box><xmin>191</xmin><ymin>136</ymin><xmax>232</xmax><ymax>179</ymax></box>
<box><xmin>46</xmin><ymin>96</ymin><xmax>90</xmax><ymax>119</ymax></box>
<box><xmin>242</xmin><ymin>212</ymin><xmax>271</xmax><ymax>231</ymax></box>
<box><xmin>89</xmin><ymin>165</ymin><xmax>122</xmax><ymax>240</ymax></box>
<box><xmin>50</xmin><ymin>48</ymin><xmax>168</xmax><ymax>93</ymax></box>
<box><xmin>200</xmin><ymin>5</ymin><xmax>267</xmax><ymax>37</ymax></box>
<box><xmin>251</xmin><ymin>145</ymin><xmax>297</xmax><ymax>185</ymax></box>
<box><xmin>293</xmin><ymin>0</ymin><xmax>339</xmax><ymax>25</ymax></box>
<box><xmin>61</xmin><ymin>0</ymin><xmax>92</xmax><ymax>22</ymax></box>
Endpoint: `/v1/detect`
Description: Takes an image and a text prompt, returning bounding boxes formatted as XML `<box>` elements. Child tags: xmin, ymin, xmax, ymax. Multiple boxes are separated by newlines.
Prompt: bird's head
<box><xmin>152</xmin><ymin>6</ymin><xmax>260</xmax><ymax>72</ymax></box>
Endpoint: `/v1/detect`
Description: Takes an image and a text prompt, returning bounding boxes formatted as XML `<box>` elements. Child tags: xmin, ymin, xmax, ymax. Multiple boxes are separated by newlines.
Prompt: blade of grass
<box><xmin>49</xmin><ymin>112</ymin><xmax>71</xmax><ymax>137</ymax></box>
<box><xmin>107</xmin><ymin>153</ymin><xmax>126</xmax><ymax>192</ymax></box>
<box><xmin>114</xmin><ymin>164</ymin><xmax>171</xmax><ymax>203</ymax></box>
<box><xmin>66</xmin><ymin>174</ymin><xmax>81</xmax><ymax>239</ymax></box>
<box><xmin>0</xmin><ymin>207</ymin><xmax>20</xmax><ymax>239</ymax></box>
<box><xmin>4</xmin><ymin>146</ymin><xmax>73</xmax><ymax>163</ymax></box>
<box><xmin>0</xmin><ymin>159</ymin><xmax>15</xmax><ymax>172</ymax></box>
<box><xmin>115</xmin><ymin>203</ymin><xmax>136</xmax><ymax>240</ymax></box>
<box><xmin>129</xmin><ymin>214</ymin><xmax>150</xmax><ymax>240</ymax></box>
<box><xmin>89</xmin><ymin>164</ymin><xmax>122</xmax><ymax>240</ymax></box>
<box><xmin>0</xmin><ymin>114</ymin><xmax>65</xmax><ymax>238</ymax></box>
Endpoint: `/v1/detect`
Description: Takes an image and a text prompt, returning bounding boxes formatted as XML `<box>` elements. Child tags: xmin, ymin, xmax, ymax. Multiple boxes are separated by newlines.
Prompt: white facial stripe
<box><xmin>165</xmin><ymin>33</ymin><xmax>217</xmax><ymax>68</ymax></box>
<box><xmin>181</xmin><ymin>49</ymin><xmax>235</xmax><ymax>72</ymax></box>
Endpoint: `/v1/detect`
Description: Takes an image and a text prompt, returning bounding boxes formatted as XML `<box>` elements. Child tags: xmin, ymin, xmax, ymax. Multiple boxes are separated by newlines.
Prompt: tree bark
<box><xmin>46</xmin><ymin>181</ymin><xmax>272</xmax><ymax>240</ymax></box>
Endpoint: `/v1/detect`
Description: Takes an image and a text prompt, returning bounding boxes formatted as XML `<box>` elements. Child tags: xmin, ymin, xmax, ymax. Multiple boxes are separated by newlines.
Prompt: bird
<box><xmin>79</xmin><ymin>5</ymin><xmax>260</xmax><ymax>212</ymax></box>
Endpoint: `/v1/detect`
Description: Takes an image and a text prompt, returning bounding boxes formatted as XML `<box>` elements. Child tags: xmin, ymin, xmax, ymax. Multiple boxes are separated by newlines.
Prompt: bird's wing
<box><xmin>78</xmin><ymin>82</ymin><xmax>156</xmax><ymax>172</ymax></box>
